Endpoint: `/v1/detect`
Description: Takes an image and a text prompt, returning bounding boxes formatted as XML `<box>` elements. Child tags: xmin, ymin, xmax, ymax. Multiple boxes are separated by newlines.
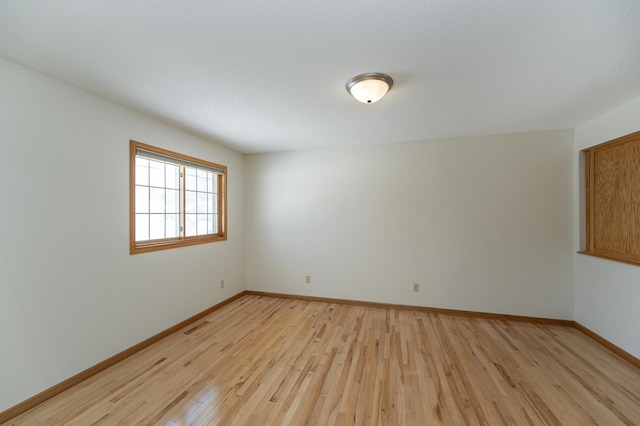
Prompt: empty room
<box><xmin>1</xmin><ymin>1</ymin><xmax>640</xmax><ymax>424</ymax></box>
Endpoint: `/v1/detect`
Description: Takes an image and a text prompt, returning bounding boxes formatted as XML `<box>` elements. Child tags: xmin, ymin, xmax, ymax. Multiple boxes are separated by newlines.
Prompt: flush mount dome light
<box><xmin>346</xmin><ymin>73</ymin><xmax>393</xmax><ymax>104</ymax></box>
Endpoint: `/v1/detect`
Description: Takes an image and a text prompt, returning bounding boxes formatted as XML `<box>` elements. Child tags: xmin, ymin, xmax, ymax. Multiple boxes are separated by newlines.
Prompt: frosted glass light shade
<box><xmin>346</xmin><ymin>73</ymin><xmax>393</xmax><ymax>104</ymax></box>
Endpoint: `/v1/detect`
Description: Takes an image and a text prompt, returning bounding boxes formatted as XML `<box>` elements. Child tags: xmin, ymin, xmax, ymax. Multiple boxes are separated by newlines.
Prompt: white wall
<box><xmin>245</xmin><ymin>130</ymin><xmax>575</xmax><ymax>319</ymax></box>
<box><xmin>574</xmin><ymin>97</ymin><xmax>640</xmax><ymax>359</ymax></box>
<box><xmin>0</xmin><ymin>57</ymin><xmax>244</xmax><ymax>412</ymax></box>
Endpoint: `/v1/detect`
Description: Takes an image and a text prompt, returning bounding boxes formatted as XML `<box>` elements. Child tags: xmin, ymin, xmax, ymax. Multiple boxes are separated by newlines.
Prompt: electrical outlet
<box><xmin>220</xmin><ymin>280</ymin><xmax>225</xmax><ymax>289</ymax></box>
<box><xmin>413</xmin><ymin>282</ymin><xmax>420</xmax><ymax>292</ymax></box>
<box><xmin>306</xmin><ymin>275</ymin><xmax>311</xmax><ymax>284</ymax></box>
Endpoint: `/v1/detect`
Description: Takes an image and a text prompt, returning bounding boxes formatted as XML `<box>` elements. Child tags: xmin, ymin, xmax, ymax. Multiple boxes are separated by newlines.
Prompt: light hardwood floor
<box><xmin>4</xmin><ymin>295</ymin><xmax>640</xmax><ymax>425</ymax></box>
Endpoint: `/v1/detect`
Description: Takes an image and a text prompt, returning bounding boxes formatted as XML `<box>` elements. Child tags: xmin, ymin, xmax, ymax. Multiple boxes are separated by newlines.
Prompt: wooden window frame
<box><xmin>130</xmin><ymin>140</ymin><xmax>227</xmax><ymax>254</ymax></box>
<box><xmin>579</xmin><ymin>130</ymin><xmax>640</xmax><ymax>266</ymax></box>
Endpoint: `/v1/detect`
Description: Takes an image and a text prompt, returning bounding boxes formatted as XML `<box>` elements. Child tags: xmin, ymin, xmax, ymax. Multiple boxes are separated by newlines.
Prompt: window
<box><xmin>130</xmin><ymin>140</ymin><xmax>227</xmax><ymax>254</ymax></box>
<box><xmin>580</xmin><ymin>130</ymin><xmax>640</xmax><ymax>266</ymax></box>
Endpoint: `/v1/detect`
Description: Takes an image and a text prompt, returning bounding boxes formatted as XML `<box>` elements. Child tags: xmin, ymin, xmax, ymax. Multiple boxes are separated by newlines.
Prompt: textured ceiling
<box><xmin>1</xmin><ymin>1</ymin><xmax>639</xmax><ymax>153</ymax></box>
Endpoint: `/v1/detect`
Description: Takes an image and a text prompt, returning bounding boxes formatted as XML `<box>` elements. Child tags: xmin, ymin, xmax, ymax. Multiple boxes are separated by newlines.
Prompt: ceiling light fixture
<box><xmin>346</xmin><ymin>73</ymin><xmax>393</xmax><ymax>104</ymax></box>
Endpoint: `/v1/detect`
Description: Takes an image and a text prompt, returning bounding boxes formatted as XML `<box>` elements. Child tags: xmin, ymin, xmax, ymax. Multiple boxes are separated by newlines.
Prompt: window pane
<box><xmin>149</xmin><ymin>160</ymin><xmax>165</xmax><ymax>187</ymax></box>
<box><xmin>136</xmin><ymin>186</ymin><xmax>149</xmax><ymax>213</ymax></box>
<box><xmin>208</xmin><ymin>173</ymin><xmax>215</xmax><ymax>194</ymax></box>
<box><xmin>197</xmin><ymin>169</ymin><xmax>208</xmax><ymax>191</ymax></box>
<box><xmin>165</xmin><ymin>164</ymin><xmax>179</xmax><ymax>189</ymax></box>
<box><xmin>185</xmin><ymin>214</ymin><xmax>197</xmax><ymax>237</ymax></box>
<box><xmin>212</xmin><ymin>194</ymin><xmax>218</xmax><ymax>214</ymax></box>
<box><xmin>208</xmin><ymin>214</ymin><xmax>215</xmax><ymax>233</ymax></box>
<box><xmin>166</xmin><ymin>214</ymin><xmax>179</xmax><ymax>238</ymax></box>
<box><xmin>185</xmin><ymin>167</ymin><xmax>197</xmax><ymax>191</ymax></box>
<box><xmin>136</xmin><ymin>214</ymin><xmax>149</xmax><ymax>241</ymax></box>
<box><xmin>135</xmin><ymin>158</ymin><xmax>149</xmax><ymax>186</ymax></box>
<box><xmin>185</xmin><ymin>191</ymin><xmax>196</xmax><ymax>214</ymax></box>
<box><xmin>150</xmin><ymin>188</ymin><xmax>165</xmax><ymax>213</ymax></box>
<box><xmin>197</xmin><ymin>214</ymin><xmax>208</xmax><ymax>235</ymax></box>
<box><xmin>207</xmin><ymin>193</ymin><xmax>214</xmax><ymax>214</ymax></box>
<box><xmin>165</xmin><ymin>189</ymin><xmax>179</xmax><ymax>214</ymax></box>
<box><xmin>197</xmin><ymin>192</ymin><xmax>208</xmax><ymax>213</ymax></box>
<box><xmin>149</xmin><ymin>214</ymin><xmax>165</xmax><ymax>240</ymax></box>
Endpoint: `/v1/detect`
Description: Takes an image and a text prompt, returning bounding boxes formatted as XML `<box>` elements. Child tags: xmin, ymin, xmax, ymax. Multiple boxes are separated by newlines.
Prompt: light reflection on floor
<box><xmin>164</xmin><ymin>386</ymin><xmax>218</xmax><ymax>425</ymax></box>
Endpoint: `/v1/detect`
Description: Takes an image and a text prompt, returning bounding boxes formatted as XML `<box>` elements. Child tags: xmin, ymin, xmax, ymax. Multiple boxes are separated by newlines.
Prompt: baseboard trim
<box><xmin>245</xmin><ymin>291</ymin><xmax>574</xmax><ymax>326</ymax></box>
<box><xmin>0</xmin><ymin>291</ymin><xmax>248</xmax><ymax>424</ymax></box>
<box><xmin>573</xmin><ymin>322</ymin><xmax>640</xmax><ymax>370</ymax></box>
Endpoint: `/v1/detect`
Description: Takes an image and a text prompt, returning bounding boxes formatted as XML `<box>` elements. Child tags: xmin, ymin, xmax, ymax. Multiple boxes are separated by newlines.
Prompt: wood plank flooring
<box><xmin>4</xmin><ymin>295</ymin><xmax>640</xmax><ymax>425</ymax></box>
